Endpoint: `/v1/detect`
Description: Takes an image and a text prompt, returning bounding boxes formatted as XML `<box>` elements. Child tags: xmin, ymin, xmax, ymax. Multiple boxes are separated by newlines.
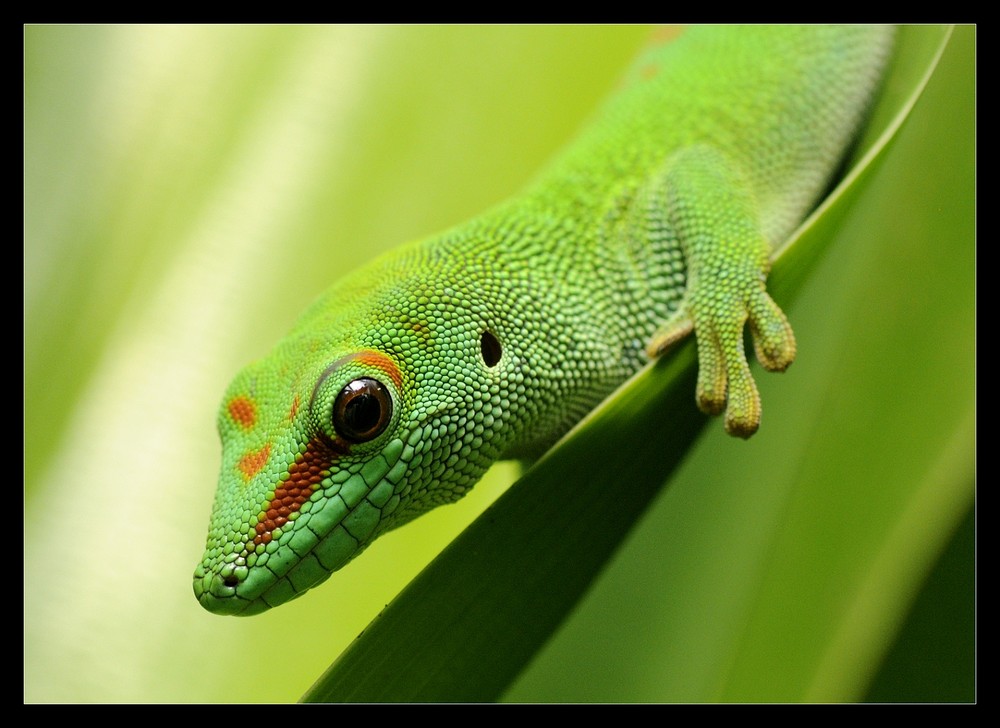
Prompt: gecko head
<box><xmin>193</xmin><ymin>274</ymin><xmax>512</xmax><ymax>615</ymax></box>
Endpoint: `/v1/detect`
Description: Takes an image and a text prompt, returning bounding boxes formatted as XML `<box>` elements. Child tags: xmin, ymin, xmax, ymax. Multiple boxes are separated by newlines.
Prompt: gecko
<box><xmin>195</xmin><ymin>25</ymin><xmax>894</xmax><ymax>615</ymax></box>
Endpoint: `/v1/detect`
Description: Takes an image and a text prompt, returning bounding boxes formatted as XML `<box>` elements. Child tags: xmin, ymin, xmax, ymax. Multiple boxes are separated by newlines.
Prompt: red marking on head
<box><xmin>640</xmin><ymin>62</ymin><xmax>660</xmax><ymax>80</ymax></box>
<box><xmin>649</xmin><ymin>25</ymin><xmax>684</xmax><ymax>46</ymax></box>
<box><xmin>228</xmin><ymin>396</ymin><xmax>257</xmax><ymax>429</ymax></box>
<box><xmin>288</xmin><ymin>395</ymin><xmax>300</xmax><ymax>421</ymax></box>
<box><xmin>238</xmin><ymin>444</ymin><xmax>271</xmax><ymax>481</ymax></box>
<box><xmin>354</xmin><ymin>351</ymin><xmax>404</xmax><ymax>391</ymax></box>
<box><xmin>251</xmin><ymin>436</ymin><xmax>346</xmax><ymax>547</ymax></box>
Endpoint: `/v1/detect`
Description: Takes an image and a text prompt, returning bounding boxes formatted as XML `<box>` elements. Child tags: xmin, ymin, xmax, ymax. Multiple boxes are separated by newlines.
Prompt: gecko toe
<box><xmin>748</xmin><ymin>289</ymin><xmax>796</xmax><ymax>372</ymax></box>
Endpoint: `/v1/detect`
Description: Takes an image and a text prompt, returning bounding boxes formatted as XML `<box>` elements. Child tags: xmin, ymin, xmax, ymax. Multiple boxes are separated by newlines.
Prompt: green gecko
<box><xmin>195</xmin><ymin>25</ymin><xmax>894</xmax><ymax>615</ymax></box>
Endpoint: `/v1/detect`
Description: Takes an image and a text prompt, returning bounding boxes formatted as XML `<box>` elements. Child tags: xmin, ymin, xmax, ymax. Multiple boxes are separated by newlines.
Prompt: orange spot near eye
<box><xmin>288</xmin><ymin>395</ymin><xmax>300</xmax><ymax>420</ymax></box>
<box><xmin>238</xmin><ymin>444</ymin><xmax>271</xmax><ymax>481</ymax></box>
<box><xmin>640</xmin><ymin>62</ymin><xmax>660</xmax><ymax>80</ymax></box>
<box><xmin>228</xmin><ymin>396</ymin><xmax>257</xmax><ymax>429</ymax></box>
<box><xmin>355</xmin><ymin>351</ymin><xmax>404</xmax><ymax>391</ymax></box>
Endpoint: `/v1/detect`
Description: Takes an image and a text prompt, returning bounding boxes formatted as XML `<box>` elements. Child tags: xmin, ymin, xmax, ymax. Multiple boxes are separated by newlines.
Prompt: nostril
<box><xmin>223</xmin><ymin>574</ymin><xmax>239</xmax><ymax>587</ymax></box>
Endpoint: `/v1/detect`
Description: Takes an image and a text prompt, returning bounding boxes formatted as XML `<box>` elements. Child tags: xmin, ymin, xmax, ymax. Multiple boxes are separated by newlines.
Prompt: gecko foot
<box><xmin>647</xmin><ymin>284</ymin><xmax>795</xmax><ymax>438</ymax></box>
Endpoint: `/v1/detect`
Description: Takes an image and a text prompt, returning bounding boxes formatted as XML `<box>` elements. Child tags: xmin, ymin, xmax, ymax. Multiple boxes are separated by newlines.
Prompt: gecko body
<box><xmin>195</xmin><ymin>25</ymin><xmax>893</xmax><ymax>615</ymax></box>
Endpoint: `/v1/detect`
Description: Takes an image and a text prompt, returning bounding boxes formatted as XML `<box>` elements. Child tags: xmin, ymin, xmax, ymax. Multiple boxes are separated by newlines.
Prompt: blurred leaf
<box><xmin>864</xmin><ymin>506</ymin><xmax>975</xmax><ymax>702</ymax></box>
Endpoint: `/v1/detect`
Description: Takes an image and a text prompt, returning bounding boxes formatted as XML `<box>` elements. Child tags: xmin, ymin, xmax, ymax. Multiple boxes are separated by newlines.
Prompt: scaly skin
<box><xmin>194</xmin><ymin>25</ymin><xmax>894</xmax><ymax>615</ymax></box>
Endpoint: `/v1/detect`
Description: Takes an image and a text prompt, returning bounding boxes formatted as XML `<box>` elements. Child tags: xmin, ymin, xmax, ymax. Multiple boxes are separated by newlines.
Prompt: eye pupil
<box><xmin>333</xmin><ymin>378</ymin><xmax>393</xmax><ymax>442</ymax></box>
<box><xmin>343</xmin><ymin>391</ymin><xmax>380</xmax><ymax>433</ymax></box>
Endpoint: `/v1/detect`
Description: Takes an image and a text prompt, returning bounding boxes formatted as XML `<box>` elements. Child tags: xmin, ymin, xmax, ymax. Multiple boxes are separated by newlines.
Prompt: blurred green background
<box><xmin>24</xmin><ymin>25</ymin><xmax>973</xmax><ymax>703</ymax></box>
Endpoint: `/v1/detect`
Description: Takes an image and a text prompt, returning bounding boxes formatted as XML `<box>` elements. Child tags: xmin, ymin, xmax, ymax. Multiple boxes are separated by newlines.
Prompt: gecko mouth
<box><xmin>195</xmin><ymin>428</ymin><xmax>412</xmax><ymax>616</ymax></box>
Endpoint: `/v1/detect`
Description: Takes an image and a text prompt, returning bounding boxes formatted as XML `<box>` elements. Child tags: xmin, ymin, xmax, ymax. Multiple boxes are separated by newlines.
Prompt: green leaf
<box><xmin>303</xmin><ymin>25</ymin><xmax>973</xmax><ymax>703</ymax></box>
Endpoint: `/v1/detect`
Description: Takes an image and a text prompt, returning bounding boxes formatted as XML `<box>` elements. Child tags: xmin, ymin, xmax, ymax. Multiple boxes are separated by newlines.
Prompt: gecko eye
<box><xmin>332</xmin><ymin>378</ymin><xmax>393</xmax><ymax>442</ymax></box>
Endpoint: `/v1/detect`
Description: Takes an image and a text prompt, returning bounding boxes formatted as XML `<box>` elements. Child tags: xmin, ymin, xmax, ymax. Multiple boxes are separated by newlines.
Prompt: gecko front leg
<box><xmin>646</xmin><ymin>144</ymin><xmax>796</xmax><ymax>437</ymax></box>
